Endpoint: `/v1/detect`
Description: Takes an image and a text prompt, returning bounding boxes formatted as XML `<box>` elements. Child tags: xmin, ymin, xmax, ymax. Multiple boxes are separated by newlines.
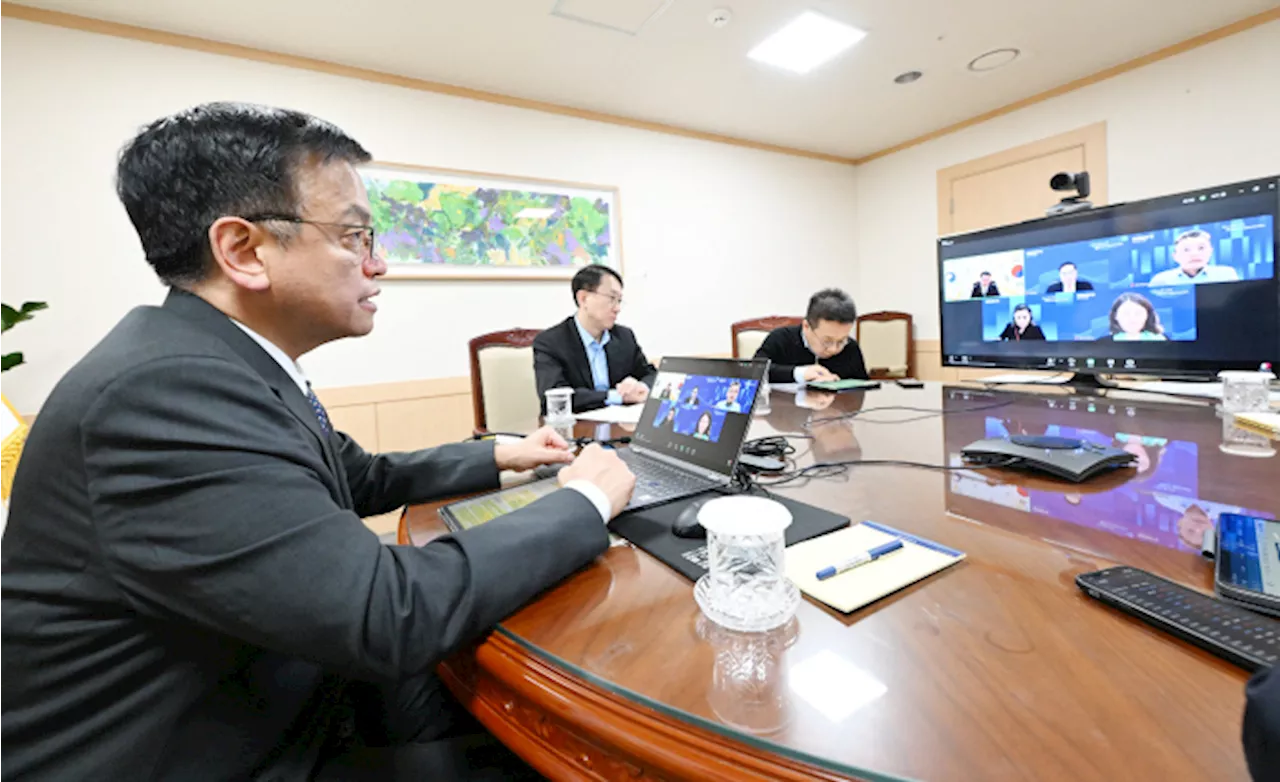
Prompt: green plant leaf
<box><xmin>2</xmin><ymin>352</ymin><xmax>24</xmax><ymax>372</ymax></box>
<box><xmin>2</xmin><ymin>301</ymin><xmax>47</xmax><ymax>333</ymax></box>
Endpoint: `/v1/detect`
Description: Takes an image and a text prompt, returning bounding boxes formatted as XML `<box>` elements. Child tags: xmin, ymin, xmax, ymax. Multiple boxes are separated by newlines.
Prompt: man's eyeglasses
<box><xmin>243</xmin><ymin>213</ymin><xmax>375</xmax><ymax>258</ymax></box>
<box><xmin>805</xmin><ymin>320</ymin><xmax>850</xmax><ymax>351</ymax></box>
<box><xmin>590</xmin><ymin>290</ymin><xmax>624</xmax><ymax>309</ymax></box>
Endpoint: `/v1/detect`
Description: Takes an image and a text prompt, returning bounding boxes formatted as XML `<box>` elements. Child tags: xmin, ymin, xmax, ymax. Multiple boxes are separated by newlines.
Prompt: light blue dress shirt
<box><xmin>575</xmin><ymin>316</ymin><xmax>622</xmax><ymax>406</ymax></box>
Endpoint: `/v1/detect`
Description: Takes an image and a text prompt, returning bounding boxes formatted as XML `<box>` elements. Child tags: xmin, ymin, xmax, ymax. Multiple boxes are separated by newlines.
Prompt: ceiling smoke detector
<box><xmin>708</xmin><ymin>8</ymin><xmax>732</xmax><ymax>28</ymax></box>
<box><xmin>894</xmin><ymin>70</ymin><xmax>923</xmax><ymax>84</ymax></box>
<box><xmin>968</xmin><ymin>48</ymin><xmax>1020</xmax><ymax>72</ymax></box>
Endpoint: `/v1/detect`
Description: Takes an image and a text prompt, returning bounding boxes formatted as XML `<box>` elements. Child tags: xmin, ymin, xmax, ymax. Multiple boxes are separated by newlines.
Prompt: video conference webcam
<box><xmin>1047</xmin><ymin>170</ymin><xmax>1094</xmax><ymax>216</ymax></box>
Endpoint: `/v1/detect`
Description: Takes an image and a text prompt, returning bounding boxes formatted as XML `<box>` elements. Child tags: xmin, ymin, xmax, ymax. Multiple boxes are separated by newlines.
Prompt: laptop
<box><xmin>618</xmin><ymin>356</ymin><xmax>768</xmax><ymax>510</ymax></box>
<box><xmin>439</xmin><ymin>357</ymin><xmax>767</xmax><ymax>533</ymax></box>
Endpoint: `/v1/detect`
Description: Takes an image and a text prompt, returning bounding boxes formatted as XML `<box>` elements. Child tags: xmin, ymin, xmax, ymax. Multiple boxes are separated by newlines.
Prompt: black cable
<box><xmin>747</xmin><ymin>456</ymin><xmax>1020</xmax><ymax>489</ymax></box>
<box><xmin>740</xmin><ymin>434</ymin><xmax>810</xmax><ymax>460</ymax></box>
<box><xmin>804</xmin><ymin>399</ymin><xmax>1016</xmax><ymax>428</ymax></box>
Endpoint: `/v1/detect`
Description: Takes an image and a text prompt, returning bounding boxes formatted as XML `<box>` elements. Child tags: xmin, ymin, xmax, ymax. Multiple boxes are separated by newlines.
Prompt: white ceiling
<box><xmin>12</xmin><ymin>0</ymin><xmax>1278</xmax><ymax>160</ymax></box>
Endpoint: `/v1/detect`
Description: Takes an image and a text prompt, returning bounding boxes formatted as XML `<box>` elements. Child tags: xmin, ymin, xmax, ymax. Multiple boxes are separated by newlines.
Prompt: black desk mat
<box><xmin>609</xmin><ymin>490</ymin><xmax>850</xmax><ymax>582</ymax></box>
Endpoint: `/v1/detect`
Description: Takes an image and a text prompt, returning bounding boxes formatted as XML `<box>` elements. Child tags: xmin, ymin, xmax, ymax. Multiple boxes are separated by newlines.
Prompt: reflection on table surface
<box><xmin>408</xmin><ymin>382</ymin><xmax>1276</xmax><ymax>781</ymax></box>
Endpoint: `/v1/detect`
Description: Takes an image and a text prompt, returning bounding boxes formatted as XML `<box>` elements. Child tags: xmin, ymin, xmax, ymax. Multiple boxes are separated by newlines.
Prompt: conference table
<box><xmin>402</xmin><ymin>382</ymin><xmax>1278</xmax><ymax>781</ymax></box>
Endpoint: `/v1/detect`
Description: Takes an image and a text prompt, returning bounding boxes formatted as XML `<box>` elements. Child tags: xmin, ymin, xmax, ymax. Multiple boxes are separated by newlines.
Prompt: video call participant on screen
<box><xmin>1149</xmin><ymin>229</ymin><xmax>1240</xmax><ymax>285</ymax></box>
<box><xmin>970</xmin><ymin>272</ymin><xmax>1000</xmax><ymax>298</ymax></box>
<box><xmin>753</xmin><ymin>288</ymin><xmax>870</xmax><ymax>384</ymax></box>
<box><xmin>1103</xmin><ymin>292</ymin><xmax>1167</xmax><ymax>341</ymax></box>
<box><xmin>998</xmin><ymin>304</ymin><xmax>1046</xmax><ymax>341</ymax></box>
<box><xmin>655</xmin><ymin>405</ymin><xmax>676</xmax><ymax>429</ymax></box>
<box><xmin>1044</xmin><ymin>261</ymin><xmax>1094</xmax><ymax>294</ymax></box>
<box><xmin>534</xmin><ymin>265</ymin><xmax>657</xmax><ymax>413</ymax></box>
<box><xmin>714</xmin><ymin>380</ymin><xmax>744</xmax><ymax>412</ymax></box>
<box><xmin>684</xmin><ymin>387</ymin><xmax>701</xmax><ymax>407</ymax></box>
<box><xmin>692</xmin><ymin>411</ymin><xmax>714</xmax><ymax>441</ymax></box>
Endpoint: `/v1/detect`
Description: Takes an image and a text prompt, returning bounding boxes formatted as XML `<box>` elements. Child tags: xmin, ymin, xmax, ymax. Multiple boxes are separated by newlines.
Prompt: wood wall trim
<box><xmin>0</xmin><ymin>2</ymin><xmax>855</xmax><ymax>166</ymax></box>
<box><xmin>314</xmin><ymin>376</ymin><xmax>470</xmax><ymax>407</ymax></box>
<box><xmin>857</xmin><ymin>8</ymin><xmax>1280</xmax><ymax>164</ymax></box>
<box><xmin>5</xmin><ymin>4</ymin><xmax>1275</xmax><ymax>168</ymax></box>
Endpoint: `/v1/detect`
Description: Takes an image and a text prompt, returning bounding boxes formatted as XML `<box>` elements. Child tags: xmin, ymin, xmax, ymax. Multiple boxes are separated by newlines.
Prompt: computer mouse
<box><xmin>671</xmin><ymin>499</ymin><xmax>709</xmax><ymax>539</ymax></box>
<box><xmin>532</xmin><ymin>462</ymin><xmax>566</xmax><ymax>481</ymax></box>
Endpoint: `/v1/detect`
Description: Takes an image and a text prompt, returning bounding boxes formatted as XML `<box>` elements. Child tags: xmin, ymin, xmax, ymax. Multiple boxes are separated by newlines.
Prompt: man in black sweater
<box><xmin>753</xmin><ymin>288</ymin><xmax>870</xmax><ymax>385</ymax></box>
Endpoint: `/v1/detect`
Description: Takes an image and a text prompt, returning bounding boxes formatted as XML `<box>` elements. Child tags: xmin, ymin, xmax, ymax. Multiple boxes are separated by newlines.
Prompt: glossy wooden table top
<box><xmin>407</xmin><ymin>383</ymin><xmax>1278</xmax><ymax>781</ymax></box>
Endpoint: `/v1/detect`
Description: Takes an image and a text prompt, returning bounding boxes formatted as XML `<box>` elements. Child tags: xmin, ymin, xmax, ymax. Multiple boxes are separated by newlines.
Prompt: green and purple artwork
<box><xmin>361</xmin><ymin>164</ymin><xmax>620</xmax><ymax>279</ymax></box>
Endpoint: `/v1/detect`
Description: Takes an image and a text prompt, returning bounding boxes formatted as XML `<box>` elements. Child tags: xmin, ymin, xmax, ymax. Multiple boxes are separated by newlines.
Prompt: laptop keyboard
<box><xmin>620</xmin><ymin>451</ymin><xmax>715</xmax><ymax>508</ymax></box>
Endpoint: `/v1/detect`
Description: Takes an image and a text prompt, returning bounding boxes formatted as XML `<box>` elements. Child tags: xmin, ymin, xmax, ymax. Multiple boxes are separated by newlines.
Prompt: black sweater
<box><xmin>753</xmin><ymin>325</ymin><xmax>869</xmax><ymax>384</ymax></box>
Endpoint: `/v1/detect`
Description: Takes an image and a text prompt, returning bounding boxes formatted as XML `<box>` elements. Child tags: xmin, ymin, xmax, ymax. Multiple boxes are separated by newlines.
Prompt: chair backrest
<box><xmin>469</xmin><ymin>329</ymin><xmax>542</xmax><ymax>434</ymax></box>
<box><xmin>856</xmin><ymin>311</ymin><xmax>914</xmax><ymax>379</ymax></box>
<box><xmin>730</xmin><ymin>316</ymin><xmax>803</xmax><ymax>359</ymax></box>
<box><xmin>0</xmin><ymin>396</ymin><xmax>28</xmax><ymax>537</ymax></box>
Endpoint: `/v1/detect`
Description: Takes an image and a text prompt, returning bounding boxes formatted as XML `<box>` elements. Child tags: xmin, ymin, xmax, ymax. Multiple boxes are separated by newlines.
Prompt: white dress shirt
<box><xmin>229</xmin><ymin>318</ymin><xmax>611</xmax><ymax>524</ymax></box>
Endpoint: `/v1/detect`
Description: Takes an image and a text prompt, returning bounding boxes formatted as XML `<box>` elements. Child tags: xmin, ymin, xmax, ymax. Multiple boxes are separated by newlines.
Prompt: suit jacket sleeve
<box><xmin>335</xmin><ymin>435</ymin><xmax>499</xmax><ymax>518</ymax></box>
<box><xmin>1244</xmin><ymin>665</ymin><xmax>1280</xmax><ymax>781</ymax></box>
<box><xmin>754</xmin><ymin>329</ymin><xmax>799</xmax><ymax>384</ymax></box>
<box><xmin>626</xmin><ymin>330</ymin><xmax>658</xmax><ymax>388</ymax></box>
<box><xmin>533</xmin><ymin>331</ymin><xmax>609</xmax><ymax>413</ymax></box>
<box><xmin>82</xmin><ymin>356</ymin><xmax>609</xmax><ymax>682</ymax></box>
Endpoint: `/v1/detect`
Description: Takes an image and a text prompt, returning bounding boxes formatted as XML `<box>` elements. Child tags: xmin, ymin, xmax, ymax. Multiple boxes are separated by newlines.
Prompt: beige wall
<box><xmin>854</xmin><ymin>19</ymin><xmax>1280</xmax><ymax>356</ymax></box>
<box><xmin>0</xmin><ymin>18</ymin><xmax>859</xmax><ymax>416</ymax></box>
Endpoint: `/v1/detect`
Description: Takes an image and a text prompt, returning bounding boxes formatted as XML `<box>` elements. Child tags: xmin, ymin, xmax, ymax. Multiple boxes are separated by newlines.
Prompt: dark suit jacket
<box><xmin>970</xmin><ymin>281</ymin><xmax>1000</xmax><ymax>297</ymax></box>
<box><xmin>1045</xmin><ymin>280</ymin><xmax>1094</xmax><ymax>293</ymax></box>
<box><xmin>752</xmin><ymin>325</ymin><xmax>869</xmax><ymax>384</ymax></box>
<box><xmin>1245</xmin><ymin>665</ymin><xmax>1280</xmax><ymax>780</ymax></box>
<box><xmin>1</xmin><ymin>289</ymin><xmax>608</xmax><ymax>781</ymax></box>
<box><xmin>533</xmin><ymin>316</ymin><xmax>656</xmax><ymax>413</ymax></box>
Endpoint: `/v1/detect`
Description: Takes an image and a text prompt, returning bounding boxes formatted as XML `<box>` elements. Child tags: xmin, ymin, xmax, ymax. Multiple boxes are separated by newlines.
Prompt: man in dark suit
<box><xmin>753</xmin><ymin>288</ymin><xmax>870</xmax><ymax>384</ymax></box>
<box><xmin>533</xmin><ymin>265</ymin><xmax>657</xmax><ymax>413</ymax></box>
<box><xmin>970</xmin><ymin>272</ymin><xmax>1000</xmax><ymax>297</ymax></box>
<box><xmin>1</xmin><ymin>103</ymin><xmax>636</xmax><ymax>781</ymax></box>
<box><xmin>1245</xmin><ymin>665</ymin><xmax>1280</xmax><ymax>780</ymax></box>
<box><xmin>1044</xmin><ymin>261</ymin><xmax>1095</xmax><ymax>294</ymax></box>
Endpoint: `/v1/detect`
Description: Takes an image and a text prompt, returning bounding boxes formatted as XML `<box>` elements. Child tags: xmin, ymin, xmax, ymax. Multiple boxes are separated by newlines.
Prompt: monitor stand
<box><xmin>1063</xmin><ymin>372</ymin><xmax>1119</xmax><ymax>394</ymax></box>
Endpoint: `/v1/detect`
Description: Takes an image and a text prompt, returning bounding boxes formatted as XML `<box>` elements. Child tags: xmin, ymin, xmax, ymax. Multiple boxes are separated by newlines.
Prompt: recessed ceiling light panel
<box><xmin>968</xmin><ymin>48</ymin><xmax>1020</xmax><ymax>72</ymax></box>
<box><xmin>748</xmin><ymin>11</ymin><xmax>867</xmax><ymax>74</ymax></box>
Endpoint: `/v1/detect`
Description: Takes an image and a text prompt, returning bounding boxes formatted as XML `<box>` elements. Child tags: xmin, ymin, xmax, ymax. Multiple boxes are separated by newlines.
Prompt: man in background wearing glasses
<box><xmin>1</xmin><ymin>102</ymin><xmax>637</xmax><ymax>781</ymax></box>
<box><xmin>534</xmin><ymin>264</ymin><xmax>657</xmax><ymax>413</ymax></box>
<box><xmin>754</xmin><ymin>288</ymin><xmax>870</xmax><ymax>384</ymax></box>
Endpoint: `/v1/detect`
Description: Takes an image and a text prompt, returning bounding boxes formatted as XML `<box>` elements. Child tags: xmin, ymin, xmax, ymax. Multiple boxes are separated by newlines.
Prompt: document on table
<box><xmin>575</xmin><ymin>404</ymin><xmax>644</xmax><ymax>424</ymax></box>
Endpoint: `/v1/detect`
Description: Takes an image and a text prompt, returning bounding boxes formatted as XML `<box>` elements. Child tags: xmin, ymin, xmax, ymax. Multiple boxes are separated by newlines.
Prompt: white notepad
<box><xmin>574</xmin><ymin>404</ymin><xmax>644</xmax><ymax>424</ymax></box>
<box><xmin>786</xmin><ymin>522</ymin><xmax>966</xmax><ymax>614</ymax></box>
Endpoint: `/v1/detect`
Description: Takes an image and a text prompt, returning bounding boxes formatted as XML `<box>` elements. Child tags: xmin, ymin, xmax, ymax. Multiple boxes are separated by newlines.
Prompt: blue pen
<box><xmin>815</xmin><ymin>539</ymin><xmax>904</xmax><ymax>581</ymax></box>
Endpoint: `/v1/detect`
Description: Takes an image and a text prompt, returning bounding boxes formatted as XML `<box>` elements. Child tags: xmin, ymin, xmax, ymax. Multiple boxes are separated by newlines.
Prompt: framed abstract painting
<box><xmin>361</xmin><ymin>162</ymin><xmax>621</xmax><ymax>280</ymax></box>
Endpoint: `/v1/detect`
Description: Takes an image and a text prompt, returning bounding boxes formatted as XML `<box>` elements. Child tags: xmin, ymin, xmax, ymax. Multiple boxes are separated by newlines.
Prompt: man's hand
<box><xmin>801</xmin><ymin>365</ymin><xmax>838</xmax><ymax>383</ymax></box>
<box><xmin>558</xmin><ymin>444</ymin><xmax>636</xmax><ymax>519</ymax></box>
<box><xmin>493</xmin><ymin>426</ymin><xmax>575</xmax><ymax>473</ymax></box>
<box><xmin>615</xmin><ymin>377</ymin><xmax>649</xmax><ymax>404</ymax></box>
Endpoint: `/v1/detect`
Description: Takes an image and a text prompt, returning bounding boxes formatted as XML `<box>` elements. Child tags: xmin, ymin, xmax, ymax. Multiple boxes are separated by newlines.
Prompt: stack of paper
<box><xmin>574</xmin><ymin>404</ymin><xmax>644</xmax><ymax>424</ymax></box>
<box><xmin>1234</xmin><ymin>411</ymin><xmax>1280</xmax><ymax>437</ymax></box>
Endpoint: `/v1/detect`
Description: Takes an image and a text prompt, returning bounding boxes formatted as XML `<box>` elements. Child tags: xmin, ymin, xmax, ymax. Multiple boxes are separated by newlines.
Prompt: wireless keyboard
<box><xmin>1076</xmin><ymin>565</ymin><xmax>1279</xmax><ymax>672</ymax></box>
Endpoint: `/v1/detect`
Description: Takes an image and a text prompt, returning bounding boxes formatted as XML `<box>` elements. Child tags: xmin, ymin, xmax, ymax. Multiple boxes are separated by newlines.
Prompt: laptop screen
<box><xmin>632</xmin><ymin>357</ymin><xmax>768</xmax><ymax>478</ymax></box>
